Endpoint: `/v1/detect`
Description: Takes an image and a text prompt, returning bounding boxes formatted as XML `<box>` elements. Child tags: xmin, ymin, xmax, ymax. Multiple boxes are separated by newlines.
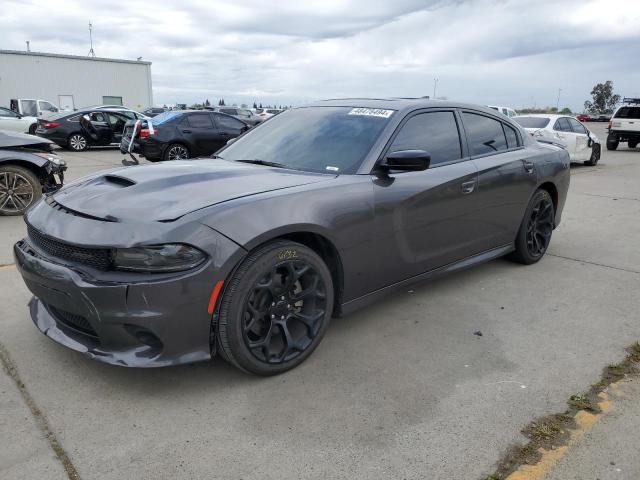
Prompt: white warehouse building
<box><xmin>0</xmin><ymin>49</ymin><xmax>153</xmax><ymax>113</ymax></box>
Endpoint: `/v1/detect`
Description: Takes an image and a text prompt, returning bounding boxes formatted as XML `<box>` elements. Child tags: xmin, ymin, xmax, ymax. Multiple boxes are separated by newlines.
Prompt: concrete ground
<box><xmin>1</xmin><ymin>124</ymin><xmax>639</xmax><ymax>479</ymax></box>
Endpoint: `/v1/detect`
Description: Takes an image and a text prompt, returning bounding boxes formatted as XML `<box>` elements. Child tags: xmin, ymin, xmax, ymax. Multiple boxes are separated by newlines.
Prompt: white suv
<box><xmin>607</xmin><ymin>98</ymin><xmax>640</xmax><ymax>150</ymax></box>
<box><xmin>488</xmin><ymin>105</ymin><xmax>517</xmax><ymax>118</ymax></box>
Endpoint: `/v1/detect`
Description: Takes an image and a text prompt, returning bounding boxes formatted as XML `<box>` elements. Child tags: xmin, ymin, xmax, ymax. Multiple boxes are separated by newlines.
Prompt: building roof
<box><xmin>0</xmin><ymin>49</ymin><xmax>151</xmax><ymax>65</ymax></box>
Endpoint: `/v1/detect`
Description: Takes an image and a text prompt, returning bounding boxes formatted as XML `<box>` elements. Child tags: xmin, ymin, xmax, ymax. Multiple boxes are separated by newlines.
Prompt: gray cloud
<box><xmin>1</xmin><ymin>0</ymin><xmax>639</xmax><ymax>110</ymax></box>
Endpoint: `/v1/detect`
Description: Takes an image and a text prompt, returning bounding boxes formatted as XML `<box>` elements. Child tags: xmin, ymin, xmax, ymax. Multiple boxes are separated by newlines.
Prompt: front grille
<box><xmin>27</xmin><ymin>225</ymin><xmax>112</xmax><ymax>270</ymax></box>
<box><xmin>48</xmin><ymin>305</ymin><xmax>98</xmax><ymax>338</ymax></box>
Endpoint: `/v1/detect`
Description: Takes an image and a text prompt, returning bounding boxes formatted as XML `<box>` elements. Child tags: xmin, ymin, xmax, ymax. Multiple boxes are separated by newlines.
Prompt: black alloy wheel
<box><xmin>508</xmin><ymin>189</ymin><xmax>555</xmax><ymax>265</ymax></box>
<box><xmin>164</xmin><ymin>144</ymin><xmax>189</xmax><ymax>161</ymax></box>
<box><xmin>0</xmin><ymin>165</ymin><xmax>41</xmax><ymax>216</ymax></box>
<box><xmin>217</xmin><ymin>240</ymin><xmax>334</xmax><ymax>375</ymax></box>
<box><xmin>585</xmin><ymin>143</ymin><xmax>600</xmax><ymax>166</ymax></box>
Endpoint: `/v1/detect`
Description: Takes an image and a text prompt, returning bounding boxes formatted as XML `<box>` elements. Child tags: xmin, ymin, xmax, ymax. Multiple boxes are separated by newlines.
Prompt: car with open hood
<box><xmin>0</xmin><ymin>131</ymin><xmax>66</xmax><ymax>215</ymax></box>
<box><xmin>14</xmin><ymin>98</ymin><xmax>569</xmax><ymax>375</ymax></box>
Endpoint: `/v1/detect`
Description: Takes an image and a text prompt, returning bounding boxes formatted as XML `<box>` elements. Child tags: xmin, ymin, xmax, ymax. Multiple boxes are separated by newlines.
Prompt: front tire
<box><xmin>507</xmin><ymin>189</ymin><xmax>555</xmax><ymax>265</ymax></box>
<box><xmin>584</xmin><ymin>143</ymin><xmax>600</xmax><ymax>166</ymax></box>
<box><xmin>0</xmin><ymin>165</ymin><xmax>42</xmax><ymax>216</ymax></box>
<box><xmin>628</xmin><ymin>141</ymin><xmax>638</xmax><ymax>149</ymax></box>
<box><xmin>217</xmin><ymin>240</ymin><xmax>334</xmax><ymax>375</ymax></box>
<box><xmin>163</xmin><ymin>143</ymin><xmax>190</xmax><ymax>161</ymax></box>
<box><xmin>606</xmin><ymin>134</ymin><xmax>619</xmax><ymax>151</ymax></box>
<box><xmin>68</xmin><ymin>133</ymin><xmax>88</xmax><ymax>151</ymax></box>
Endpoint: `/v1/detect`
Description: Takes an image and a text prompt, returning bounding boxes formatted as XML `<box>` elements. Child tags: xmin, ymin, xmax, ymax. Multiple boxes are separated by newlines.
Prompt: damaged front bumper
<box><xmin>13</xmin><ymin>204</ymin><xmax>246</xmax><ymax>367</ymax></box>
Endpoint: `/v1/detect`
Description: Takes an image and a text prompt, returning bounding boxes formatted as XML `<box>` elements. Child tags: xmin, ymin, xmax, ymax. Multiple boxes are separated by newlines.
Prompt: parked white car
<box><xmin>0</xmin><ymin>107</ymin><xmax>38</xmax><ymax>134</ymax></box>
<box><xmin>514</xmin><ymin>114</ymin><xmax>601</xmax><ymax>166</ymax></box>
<box><xmin>488</xmin><ymin>105</ymin><xmax>517</xmax><ymax>118</ymax></box>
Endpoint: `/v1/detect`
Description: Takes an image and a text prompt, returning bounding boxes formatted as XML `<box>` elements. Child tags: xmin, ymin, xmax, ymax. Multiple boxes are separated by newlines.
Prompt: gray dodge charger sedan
<box><xmin>14</xmin><ymin>98</ymin><xmax>570</xmax><ymax>375</ymax></box>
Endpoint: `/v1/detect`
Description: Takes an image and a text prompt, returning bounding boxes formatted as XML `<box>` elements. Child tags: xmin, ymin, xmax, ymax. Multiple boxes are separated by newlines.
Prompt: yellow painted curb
<box><xmin>506</xmin><ymin>391</ymin><xmax>612</xmax><ymax>480</ymax></box>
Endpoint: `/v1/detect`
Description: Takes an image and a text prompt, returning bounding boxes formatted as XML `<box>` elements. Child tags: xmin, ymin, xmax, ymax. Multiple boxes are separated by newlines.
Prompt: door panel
<box><xmin>568</xmin><ymin>118</ymin><xmax>591</xmax><ymax>161</ymax></box>
<box><xmin>180</xmin><ymin>113</ymin><xmax>218</xmax><ymax>155</ymax></box>
<box><xmin>372</xmin><ymin>161</ymin><xmax>479</xmax><ymax>286</ymax></box>
<box><xmin>80</xmin><ymin>112</ymin><xmax>113</xmax><ymax>145</ymax></box>
<box><xmin>472</xmin><ymin>150</ymin><xmax>538</xmax><ymax>246</ymax></box>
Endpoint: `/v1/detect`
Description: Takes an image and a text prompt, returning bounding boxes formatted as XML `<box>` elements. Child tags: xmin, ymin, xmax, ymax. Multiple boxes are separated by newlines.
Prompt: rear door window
<box><xmin>503</xmin><ymin>123</ymin><xmax>520</xmax><ymax>148</ymax></box>
<box><xmin>568</xmin><ymin>118</ymin><xmax>587</xmax><ymax>134</ymax></box>
<box><xmin>214</xmin><ymin>114</ymin><xmax>246</xmax><ymax>130</ymax></box>
<box><xmin>187</xmin><ymin>114</ymin><xmax>214</xmax><ymax>128</ymax></box>
<box><xmin>389</xmin><ymin>111</ymin><xmax>462</xmax><ymax>167</ymax></box>
<box><xmin>554</xmin><ymin>118</ymin><xmax>572</xmax><ymax>132</ymax></box>
<box><xmin>462</xmin><ymin>112</ymin><xmax>508</xmax><ymax>155</ymax></box>
<box><xmin>220</xmin><ymin>108</ymin><xmax>237</xmax><ymax>115</ymax></box>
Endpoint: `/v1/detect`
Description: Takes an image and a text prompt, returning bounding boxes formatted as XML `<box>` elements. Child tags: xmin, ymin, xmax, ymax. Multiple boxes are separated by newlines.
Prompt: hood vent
<box><xmin>103</xmin><ymin>174</ymin><xmax>136</xmax><ymax>187</ymax></box>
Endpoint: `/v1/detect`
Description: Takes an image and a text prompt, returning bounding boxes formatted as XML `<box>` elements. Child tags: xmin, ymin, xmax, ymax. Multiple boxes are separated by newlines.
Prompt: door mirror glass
<box><xmin>381</xmin><ymin>150</ymin><xmax>431</xmax><ymax>171</ymax></box>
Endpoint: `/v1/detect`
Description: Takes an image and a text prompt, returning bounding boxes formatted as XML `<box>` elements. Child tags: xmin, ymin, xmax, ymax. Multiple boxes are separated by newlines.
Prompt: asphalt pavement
<box><xmin>1</xmin><ymin>124</ymin><xmax>639</xmax><ymax>479</ymax></box>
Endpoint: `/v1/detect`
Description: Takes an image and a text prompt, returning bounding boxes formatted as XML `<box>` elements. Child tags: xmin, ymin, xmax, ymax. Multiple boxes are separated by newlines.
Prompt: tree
<box><xmin>205</xmin><ymin>99</ymin><xmax>210</xmax><ymax>107</ymax></box>
<box><xmin>259</xmin><ymin>103</ymin><xmax>262</xmax><ymax>108</ymax></box>
<box><xmin>253</xmin><ymin>102</ymin><xmax>257</xmax><ymax>109</ymax></box>
<box><xmin>221</xmin><ymin>98</ymin><xmax>226</xmax><ymax>106</ymax></box>
<box><xmin>560</xmin><ymin>107</ymin><xmax>572</xmax><ymax>114</ymax></box>
<box><xmin>584</xmin><ymin>81</ymin><xmax>620</xmax><ymax>114</ymax></box>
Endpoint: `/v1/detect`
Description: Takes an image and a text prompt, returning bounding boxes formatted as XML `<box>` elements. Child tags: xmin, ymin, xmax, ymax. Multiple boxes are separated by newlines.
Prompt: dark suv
<box><xmin>120</xmin><ymin>110</ymin><xmax>249</xmax><ymax>161</ymax></box>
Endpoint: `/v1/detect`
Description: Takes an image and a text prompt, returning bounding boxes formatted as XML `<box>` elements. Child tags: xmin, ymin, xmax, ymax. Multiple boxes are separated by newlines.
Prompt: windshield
<box><xmin>150</xmin><ymin>111</ymin><xmax>184</xmax><ymax>125</ymax></box>
<box><xmin>513</xmin><ymin>116</ymin><xmax>550</xmax><ymax>128</ymax></box>
<box><xmin>218</xmin><ymin>107</ymin><xmax>393</xmax><ymax>174</ymax></box>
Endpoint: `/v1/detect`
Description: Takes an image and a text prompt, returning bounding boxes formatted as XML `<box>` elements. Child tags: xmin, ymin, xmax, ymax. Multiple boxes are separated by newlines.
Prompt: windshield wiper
<box><xmin>236</xmin><ymin>159</ymin><xmax>289</xmax><ymax>168</ymax></box>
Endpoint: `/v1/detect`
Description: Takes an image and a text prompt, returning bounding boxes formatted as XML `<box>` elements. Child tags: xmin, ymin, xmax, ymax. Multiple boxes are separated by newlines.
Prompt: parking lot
<box><xmin>1</xmin><ymin>122</ymin><xmax>639</xmax><ymax>479</ymax></box>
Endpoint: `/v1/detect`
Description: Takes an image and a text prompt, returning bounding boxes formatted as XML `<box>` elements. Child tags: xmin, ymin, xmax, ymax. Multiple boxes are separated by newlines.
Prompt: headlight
<box><xmin>34</xmin><ymin>152</ymin><xmax>65</xmax><ymax>166</ymax></box>
<box><xmin>113</xmin><ymin>244</ymin><xmax>206</xmax><ymax>272</ymax></box>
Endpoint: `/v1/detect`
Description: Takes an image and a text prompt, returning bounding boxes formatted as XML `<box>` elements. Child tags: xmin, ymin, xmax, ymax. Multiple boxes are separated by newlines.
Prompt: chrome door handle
<box><xmin>461</xmin><ymin>181</ymin><xmax>476</xmax><ymax>194</ymax></box>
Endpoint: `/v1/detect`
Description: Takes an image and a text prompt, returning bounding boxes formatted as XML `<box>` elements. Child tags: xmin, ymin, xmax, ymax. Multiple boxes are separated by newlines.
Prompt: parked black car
<box><xmin>205</xmin><ymin>107</ymin><xmax>263</xmax><ymax>126</ymax></box>
<box><xmin>15</xmin><ymin>99</ymin><xmax>569</xmax><ymax>374</ymax></box>
<box><xmin>0</xmin><ymin>131</ymin><xmax>66</xmax><ymax>215</ymax></box>
<box><xmin>35</xmin><ymin>109</ymin><xmax>142</xmax><ymax>151</ymax></box>
<box><xmin>120</xmin><ymin>110</ymin><xmax>249</xmax><ymax>161</ymax></box>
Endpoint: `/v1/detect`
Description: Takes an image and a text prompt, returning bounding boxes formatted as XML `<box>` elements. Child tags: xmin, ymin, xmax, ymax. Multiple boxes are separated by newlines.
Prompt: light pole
<box><xmin>433</xmin><ymin>78</ymin><xmax>439</xmax><ymax>99</ymax></box>
<box><xmin>556</xmin><ymin>88</ymin><xmax>562</xmax><ymax>111</ymax></box>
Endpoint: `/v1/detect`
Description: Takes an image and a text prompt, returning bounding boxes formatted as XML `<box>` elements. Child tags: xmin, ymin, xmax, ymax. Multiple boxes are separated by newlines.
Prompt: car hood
<box><xmin>52</xmin><ymin>159</ymin><xmax>335</xmax><ymax>222</ymax></box>
<box><xmin>0</xmin><ymin>130</ymin><xmax>54</xmax><ymax>149</ymax></box>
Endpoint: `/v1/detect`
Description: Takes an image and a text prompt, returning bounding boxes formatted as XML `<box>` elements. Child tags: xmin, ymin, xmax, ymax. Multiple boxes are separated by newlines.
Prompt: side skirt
<box><xmin>340</xmin><ymin>244</ymin><xmax>514</xmax><ymax>316</ymax></box>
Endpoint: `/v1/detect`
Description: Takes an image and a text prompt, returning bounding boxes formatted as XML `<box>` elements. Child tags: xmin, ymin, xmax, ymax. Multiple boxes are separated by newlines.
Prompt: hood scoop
<box><xmin>102</xmin><ymin>174</ymin><xmax>136</xmax><ymax>187</ymax></box>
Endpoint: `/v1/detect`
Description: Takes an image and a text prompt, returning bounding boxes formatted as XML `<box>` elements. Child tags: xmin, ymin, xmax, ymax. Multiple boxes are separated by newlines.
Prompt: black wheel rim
<box><xmin>0</xmin><ymin>171</ymin><xmax>34</xmax><ymax>214</ymax></box>
<box><xmin>168</xmin><ymin>145</ymin><xmax>188</xmax><ymax>160</ymax></box>
<box><xmin>242</xmin><ymin>260</ymin><xmax>327</xmax><ymax>364</ymax></box>
<box><xmin>526</xmin><ymin>196</ymin><xmax>554</xmax><ymax>257</ymax></box>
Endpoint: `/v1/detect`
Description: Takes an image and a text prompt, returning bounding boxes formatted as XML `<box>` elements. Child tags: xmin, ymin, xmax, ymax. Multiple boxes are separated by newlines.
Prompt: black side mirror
<box><xmin>380</xmin><ymin>150</ymin><xmax>431</xmax><ymax>172</ymax></box>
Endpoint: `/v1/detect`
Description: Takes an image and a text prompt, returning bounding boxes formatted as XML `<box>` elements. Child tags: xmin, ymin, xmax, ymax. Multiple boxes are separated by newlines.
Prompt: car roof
<box><xmin>514</xmin><ymin>114</ymin><xmax>573</xmax><ymax>120</ymax></box>
<box><xmin>303</xmin><ymin>98</ymin><xmax>504</xmax><ymax>117</ymax></box>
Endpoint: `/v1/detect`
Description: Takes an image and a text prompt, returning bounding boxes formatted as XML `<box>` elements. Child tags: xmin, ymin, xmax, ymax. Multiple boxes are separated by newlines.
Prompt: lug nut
<box><xmin>281</xmin><ymin>315</ymin><xmax>284</xmax><ymax>320</ymax></box>
<box><xmin>271</xmin><ymin>314</ymin><xmax>275</xmax><ymax>319</ymax></box>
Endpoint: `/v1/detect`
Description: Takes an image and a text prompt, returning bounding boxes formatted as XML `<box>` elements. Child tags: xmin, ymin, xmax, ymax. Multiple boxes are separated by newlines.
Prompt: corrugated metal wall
<box><xmin>0</xmin><ymin>51</ymin><xmax>153</xmax><ymax>110</ymax></box>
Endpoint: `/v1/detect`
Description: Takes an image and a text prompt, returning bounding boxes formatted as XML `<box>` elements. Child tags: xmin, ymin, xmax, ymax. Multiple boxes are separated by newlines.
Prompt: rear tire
<box><xmin>0</xmin><ymin>165</ymin><xmax>42</xmax><ymax>216</ymax></box>
<box><xmin>507</xmin><ymin>189</ymin><xmax>555</xmax><ymax>265</ymax></box>
<box><xmin>628</xmin><ymin>141</ymin><xmax>638</xmax><ymax>149</ymax></box>
<box><xmin>584</xmin><ymin>143</ymin><xmax>600</xmax><ymax>166</ymax></box>
<box><xmin>163</xmin><ymin>143</ymin><xmax>190</xmax><ymax>161</ymax></box>
<box><xmin>217</xmin><ymin>240</ymin><xmax>334</xmax><ymax>375</ymax></box>
<box><xmin>606</xmin><ymin>134</ymin><xmax>619</xmax><ymax>151</ymax></box>
<box><xmin>28</xmin><ymin>124</ymin><xmax>37</xmax><ymax>135</ymax></box>
<box><xmin>67</xmin><ymin>133</ymin><xmax>88</xmax><ymax>151</ymax></box>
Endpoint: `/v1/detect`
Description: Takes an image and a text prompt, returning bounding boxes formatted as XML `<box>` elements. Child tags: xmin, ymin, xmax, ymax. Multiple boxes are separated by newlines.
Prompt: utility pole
<box><xmin>88</xmin><ymin>22</ymin><xmax>96</xmax><ymax>57</ymax></box>
<box><xmin>556</xmin><ymin>88</ymin><xmax>562</xmax><ymax>110</ymax></box>
<box><xmin>26</xmin><ymin>41</ymin><xmax>30</xmax><ymax>52</ymax></box>
<box><xmin>433</xmin><ymin>78</ymin><xmax>439</xmax><ymax>99</ymax></box>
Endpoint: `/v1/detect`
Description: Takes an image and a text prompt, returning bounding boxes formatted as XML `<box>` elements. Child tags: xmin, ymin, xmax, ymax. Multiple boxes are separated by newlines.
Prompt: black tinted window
<box><xmin>220</xmin><ymin>109</ymin><xmax>236</xmax><ymax>115</ymax></box>
<box><xmin>462</xmin><ymin>112</ymin><xmax>508</xmax><ymax>155</ymax></box>
<box><xmin>514</xmin><ymin>117</ymin><xmax>550</xmax><ymax>128</ymax></box>
<box><xmin>188</xmin><ymin>114</ymin><xmax>213</xmax><ymax>128</ymax></box>
<box><xmin>554</xmin><ymin>118</ymin><xmax>572</xmax><ymax>132</ymax></box>
<box><xmin>0</xmin><ymin>107</ymin><xmax>17</xmax><ymax>117</ymax></box>
<box><xmin>390</xmin><ymin>111</ymin><xmax>461</xmax><ymax>166</ymax></box>
<box><xmin>503</xmin><ymin>124</ymin><xmax>519</xmax><ymax>148</ymax></box>
<box><xmin>215</xmin><ymin>114</ymin><xmax>245</xmax><ymax>130</ymax></box>
<box><xmin>614</xmin><ymin>107</ymin><xmax>640</xmax><ymax>119</ymax></box>
<box><xmin>568</xmin><ymin>118</ymin><xmax>587</xmax><ymax>134</ymax></box>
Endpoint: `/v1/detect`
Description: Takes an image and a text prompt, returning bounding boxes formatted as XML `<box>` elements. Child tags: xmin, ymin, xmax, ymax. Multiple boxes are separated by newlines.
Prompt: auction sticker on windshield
<box><xmin>348</xmin><ymin>108</ymin><xmax>394</xmax><ymax>118</ymax></box>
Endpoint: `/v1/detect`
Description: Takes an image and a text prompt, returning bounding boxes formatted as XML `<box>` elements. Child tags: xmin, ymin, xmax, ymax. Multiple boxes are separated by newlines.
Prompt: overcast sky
<box><xmin>1</xmin><ymin>0</ymin><xmax>639</xmax><ymax>110</ymax></box>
